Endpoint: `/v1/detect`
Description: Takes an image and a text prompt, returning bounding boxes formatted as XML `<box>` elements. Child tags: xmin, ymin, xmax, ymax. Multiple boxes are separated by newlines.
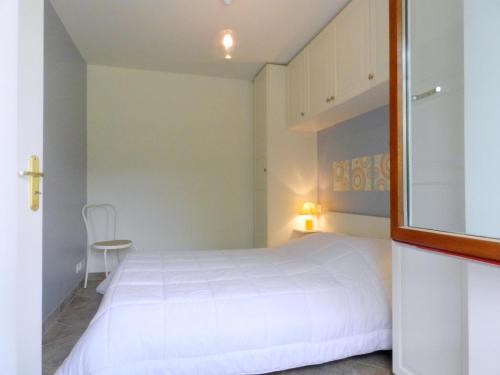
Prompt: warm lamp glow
<box><xmin>299</xmin><ymin>202</ymin><xmax>318</xmax><ymax>215</ymax></box>
<box><xmin>299</xmin><ymin>202</ymin><xmax>321</xmax><ymax>231</ymax></box>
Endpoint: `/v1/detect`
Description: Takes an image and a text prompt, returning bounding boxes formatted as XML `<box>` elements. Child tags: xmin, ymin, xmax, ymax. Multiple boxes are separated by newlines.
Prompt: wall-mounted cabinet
<box><xmin>287</xmin><ymin>0</ymin><xmax>389</xmax><ymax>132</ymax></box>
<box><xmin>308</xmin><ymin>23</ymin><xmax>336</xmax><ymax>116</ymax></box>
<box><xmin>286</xmin><ymin>48</ymin><xmax>309</xmax><ymax>126</ymax></box>
<box><xmin>335</xmin><ymin>0</ymin><xmax>371</xmax><ymax>104</ymax></box>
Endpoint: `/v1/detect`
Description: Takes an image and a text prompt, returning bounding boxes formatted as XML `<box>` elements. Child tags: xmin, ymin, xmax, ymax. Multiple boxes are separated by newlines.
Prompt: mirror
<box><xmin>405</xmin><ymin>0</ymin><xmax>500</xmax><ymax>239</ymax></box>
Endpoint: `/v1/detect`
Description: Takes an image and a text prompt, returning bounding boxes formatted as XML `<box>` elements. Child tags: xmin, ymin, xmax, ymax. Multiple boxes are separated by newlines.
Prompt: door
<box><xmin>0</xmin><ymin>0</ymin><xmax>44</xmax><ymax>374</ymax></box>
<box><xmin>335</xmin><ymin>0</ymin><xmax>371</xmax><ymax>104</ymax></box>
<box><xmin>287</xmin><ymin>48</ymin><xmax>309</xmax><ymax>127</ymax></box>
<box><xmin>308</xmin><ymin>26</ymin><xmax>333</xmax><ymax>115</ymax></box>
<box><xmin>369</xmin><ymin>0</ymin><xmax>389</xmax><ymax>85</ymax></box>
<box><xmin>253</xmin><ymin>69</ymin><xmax>268</xmax><ymax>247</ymax></box>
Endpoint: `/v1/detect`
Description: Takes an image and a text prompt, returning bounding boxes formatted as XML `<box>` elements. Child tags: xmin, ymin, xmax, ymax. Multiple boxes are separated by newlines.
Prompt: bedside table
<box><xmin>293</xmin><ymin>228</ymin><xmax>323</xmax><ymax>235</ymax></box>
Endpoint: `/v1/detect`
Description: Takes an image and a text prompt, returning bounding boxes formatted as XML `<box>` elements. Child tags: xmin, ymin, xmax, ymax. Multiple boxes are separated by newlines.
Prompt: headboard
<box><xmin>320</xmin><ymin>211</ymin><xmax>391</xmax><ymax>239</ymax></box>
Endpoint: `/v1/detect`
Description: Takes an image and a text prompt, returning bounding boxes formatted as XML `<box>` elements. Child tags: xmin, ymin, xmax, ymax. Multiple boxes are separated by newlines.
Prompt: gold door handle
<box><xmin>19</xmin><ymin>171</ymin><xmax>44</xmax><ymax>177</ymax></box>
<box><xmin>19</xmin><ymin>155</ymin><xmax>43</xmax><ymax>211</ymax></box>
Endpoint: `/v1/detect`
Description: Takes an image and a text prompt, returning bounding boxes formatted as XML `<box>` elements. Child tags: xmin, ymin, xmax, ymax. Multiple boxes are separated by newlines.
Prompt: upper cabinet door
<box><xmin>287</xmin><ymin>48</ymin><xmax>309</xmax><ymax>126</ymax></box>
<box><xmin>327</xmin><ymin>22</ymin><xmax>338</xmax><ymax>105</ymax></box>
<box><xmin>335</xmin><ymin>0</ymin><xmax>371</xmax><ymax>104</ymax></box>
<box><xmin>369</xmin><ymin>0</ymin><xmax>389</xmax><ymax>86</ymax></box>
<box><xmin>309</xmin><ymin>26</ymin><xmax>334</xmax><ymax>115</ymax></box>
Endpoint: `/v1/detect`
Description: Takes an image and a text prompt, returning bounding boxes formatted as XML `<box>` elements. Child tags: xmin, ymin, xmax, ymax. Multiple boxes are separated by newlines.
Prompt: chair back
<box><xmin>82</xmin><ymin>204</ymin><xmax>118</xmax><ymax>247</ymax></box>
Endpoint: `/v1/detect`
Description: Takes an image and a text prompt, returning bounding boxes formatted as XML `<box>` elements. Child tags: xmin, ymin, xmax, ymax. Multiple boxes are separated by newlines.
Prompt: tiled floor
<box><xmin>43</xmin><ymin>279</ymin><xmax>103</xmax><ymax>375</ymax></box>
<box><xmin>43</xmin><ymin>281</ymin><xmax>392</xmax><ymax>375</ymax></box>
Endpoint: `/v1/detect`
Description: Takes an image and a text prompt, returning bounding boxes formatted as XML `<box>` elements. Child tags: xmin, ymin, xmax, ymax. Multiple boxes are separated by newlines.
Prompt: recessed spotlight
<box><xmin>223</xmin><ymin>33</ymin><xmax>234</xmax><ymax>49</ymax></box>
<box><xmin>218</xmin><ymin>29</ymin><xmax>236</xmax><ymax>60</ymax></box>
<box><xmin>223</xmin><ymin>0</ymin><xmax>233</xmax><ymax>5</ymax></box>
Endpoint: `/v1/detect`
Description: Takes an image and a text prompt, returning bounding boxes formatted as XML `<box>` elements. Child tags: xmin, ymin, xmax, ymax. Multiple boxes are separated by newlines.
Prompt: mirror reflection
<box><xmin>406</xmin><ymin>0</ymin><xmax>500</xmax><ymax>238</ymax></box>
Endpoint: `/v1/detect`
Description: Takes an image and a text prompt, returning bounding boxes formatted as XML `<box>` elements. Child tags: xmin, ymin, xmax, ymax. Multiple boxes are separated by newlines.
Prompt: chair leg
<box><xmin>84</xmin><ymin>247</ymin><xmax>91</xmax><ymax>289</ymax></box>
<box><xmin>104</xmin><ymin>249</ymin><xmax>108</xmax><ymax>277</ymax></box>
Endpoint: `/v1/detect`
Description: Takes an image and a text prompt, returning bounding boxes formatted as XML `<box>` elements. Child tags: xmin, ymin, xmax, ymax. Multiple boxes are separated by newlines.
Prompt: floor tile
<box><xmin>55</xmin><ymin>294</ymin><xmax>102</xmax><ymax>329</ymax></box>
<box><xmin>75</xmin><ymin>280</ymin><xmax>104</xmax><ymax>300</ymax></box>
<box><xmin>351</xmin><ymin>351</ymin><xmax>392</xmax><ymax>370</ymax></box>
<box><xmin>43</xmin><ymin>366</ymin><xmax>57</xmax><ymax>375</ymax></box>
<box><xmin>270</xmin><ymin>352</ymin><xmax>392</xmax><ymax>375</ymax></box>
<box><xmin>43</xmin><ymin>322</ymin><xmax>84</xmax><ymax>373</ymax></box>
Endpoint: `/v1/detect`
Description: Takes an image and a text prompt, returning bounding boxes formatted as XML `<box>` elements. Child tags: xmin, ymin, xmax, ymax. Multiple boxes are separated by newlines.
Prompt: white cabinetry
<box><xmin>335</xmin><ymin>0</ymin><xmax>371</xmax><ymax>103</ymax></box>
<box><xmin>369</xmin><ymin>0</ymin><xmax>390</xmax><ymax>86</ymax></box>
<box><xmin>254</xmin><ymin>65</ymin><xmax>317</xmax><ymax>247</ymax></box>
<box><xmin>287</xmin><ymin>0</ymin><xmax>389</xmax><ymax>131</ymax></box>
<box><xmin>308</xmin><ymin>24</ymin><xmax>336</xmax><ymax>115</ymax></box>
<box><xmin>286</xmin><ymin>48</ymin><xmax>309</xmax><ymax>126</ymax></box>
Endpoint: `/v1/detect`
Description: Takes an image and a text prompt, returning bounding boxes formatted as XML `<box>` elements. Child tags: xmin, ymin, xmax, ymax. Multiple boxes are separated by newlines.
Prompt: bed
<box><xmin>56</xmin><ymin>232</ymin><xmax>392</xmax><ymax>375</ymax></box>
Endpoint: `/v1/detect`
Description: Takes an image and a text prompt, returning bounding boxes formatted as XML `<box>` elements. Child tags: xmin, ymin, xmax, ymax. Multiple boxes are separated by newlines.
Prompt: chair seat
<box><xmin>92</xmin><ymin>239</ymin><xmax>133</xmax><ymax>250</ymax></box>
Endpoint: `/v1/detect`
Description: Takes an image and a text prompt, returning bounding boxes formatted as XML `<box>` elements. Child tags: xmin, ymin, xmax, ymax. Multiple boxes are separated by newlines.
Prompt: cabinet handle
<box><xmin>368</xmin><ymin>73</ymin><xmax>374</xmax><ymax>80</ymax></box>
<box><xmin>326</xmin><ymin>98</ymin><xmax>330</xmax><ymax>103</ymax></box>
<box><xmin>300</xmin><ymin>112</ymin><xmax>305</xmax><ymax>117</ymax></box>
<box><xmin>330</xmin><ymin>95</ymin><xmax>335</xmax><ymax>102</ymax></box>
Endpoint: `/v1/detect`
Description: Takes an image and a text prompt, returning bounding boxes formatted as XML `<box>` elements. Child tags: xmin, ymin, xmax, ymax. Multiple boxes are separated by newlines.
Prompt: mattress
<box><xmin>56</xmin><ymin>233</ymin><xmax>392</xmax><ymax>375</ymax></box>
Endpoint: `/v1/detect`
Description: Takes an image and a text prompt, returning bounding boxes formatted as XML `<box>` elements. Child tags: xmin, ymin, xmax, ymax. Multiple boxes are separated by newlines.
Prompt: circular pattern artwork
<box><xmin>352</xmin><ymin>167</ymin><xmax>367</xmax><ymax>191</ymax></box>
<box><xmin>379</xmin><ymin>153</ymin><xmax>390</xmax><ymax>179</ymax></box>
<box><xmin>332</xmin><ymin>153</ymin><xmax>390</xmax><ymax>192</ymax></box>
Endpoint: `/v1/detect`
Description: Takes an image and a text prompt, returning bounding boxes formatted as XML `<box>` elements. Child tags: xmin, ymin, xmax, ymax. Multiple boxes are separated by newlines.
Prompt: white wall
<box><xmin>392</xmin><ymin>243</ymin><xmax>468</xmax><ymax>375</ymax></box>
<box><xmin>87</xmin><ymin>65</ymin><xmax>254</xmax><ymax>271</ymax></box>
<box><xmin>467</xmin><ymin>262</ymin><xmax>500</xmax><ymax>375</ymax></box>
<box><xmin>393</xmin><ymin>242</ymin><xmax>500</xmax><ymax>375</ymax></box>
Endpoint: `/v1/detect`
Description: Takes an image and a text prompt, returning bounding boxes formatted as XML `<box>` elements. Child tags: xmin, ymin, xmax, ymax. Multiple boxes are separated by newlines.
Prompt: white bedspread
<box><xmin>57</xmin><ymin>233</ymin><xmax>392</xmax><ymax>375</ymax></box>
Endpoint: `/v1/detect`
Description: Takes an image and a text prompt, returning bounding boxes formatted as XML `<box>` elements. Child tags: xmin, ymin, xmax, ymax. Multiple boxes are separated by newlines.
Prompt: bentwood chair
<box><xmin>82</xmin><ymin>203</ymin><xmax>137</xmax><ymax>288</ymax></box>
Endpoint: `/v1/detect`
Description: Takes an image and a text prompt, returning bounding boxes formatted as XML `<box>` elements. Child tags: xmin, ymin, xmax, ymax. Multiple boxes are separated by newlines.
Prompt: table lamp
<box><xmin>300</xmin><ymin>202</ymin><xmax>318</xmax><ymax>231</ymax></box>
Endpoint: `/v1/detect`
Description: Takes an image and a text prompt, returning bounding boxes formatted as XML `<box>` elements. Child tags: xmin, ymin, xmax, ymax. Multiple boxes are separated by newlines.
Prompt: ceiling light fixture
<box><xmin>222</xmin><ymin>32</ymin><xmax>234</xmax><ymax>49</ymax></box>
<box><xmin>219</xmin><ymin>29</ymin><xmax>236</xmax><ymax>60</ymax></box>
<box><xmin>223</xmin><ymin>0</ymin><xmax>233</xmax><ymax>5</ymax></box>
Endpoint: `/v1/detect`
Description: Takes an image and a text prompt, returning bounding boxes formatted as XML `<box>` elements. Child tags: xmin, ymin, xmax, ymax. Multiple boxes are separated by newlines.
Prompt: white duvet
<box><xmin>57</xmin><ymin>233</ymin><xmax>392</xmax><ymax>375</ymax></box>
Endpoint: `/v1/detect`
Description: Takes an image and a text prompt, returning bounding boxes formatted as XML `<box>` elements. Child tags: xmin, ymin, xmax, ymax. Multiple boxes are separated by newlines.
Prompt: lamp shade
<box><xmin>299</xmin><ymin>202</ymin><xmax>317</xmax><ymax>215</ymax></box>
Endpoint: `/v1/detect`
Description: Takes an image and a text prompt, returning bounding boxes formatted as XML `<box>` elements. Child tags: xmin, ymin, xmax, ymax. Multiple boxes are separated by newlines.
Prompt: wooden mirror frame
<box><xmin>389</xmin><ymin>0</ymin><xmax>500</xmax><ymax>264</ymax></box>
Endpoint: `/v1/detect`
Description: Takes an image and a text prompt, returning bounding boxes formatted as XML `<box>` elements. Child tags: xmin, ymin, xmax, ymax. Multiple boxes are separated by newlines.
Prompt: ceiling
<box><xmin>50</xmin><ymin>0</ymin><xmax>350</xmax><ymax>80</ymax></box>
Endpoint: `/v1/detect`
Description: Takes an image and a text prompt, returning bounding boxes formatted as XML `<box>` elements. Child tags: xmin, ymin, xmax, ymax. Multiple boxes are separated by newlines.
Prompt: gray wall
<box><xmin>43</xmin><ymin>2</ymin><xmax>87</xmax><ymax>320</ymax></box>
<box><xmin>318</xmin><ymin>106</ymin><xmax>389</xmax><ymax>217</ymax></box>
